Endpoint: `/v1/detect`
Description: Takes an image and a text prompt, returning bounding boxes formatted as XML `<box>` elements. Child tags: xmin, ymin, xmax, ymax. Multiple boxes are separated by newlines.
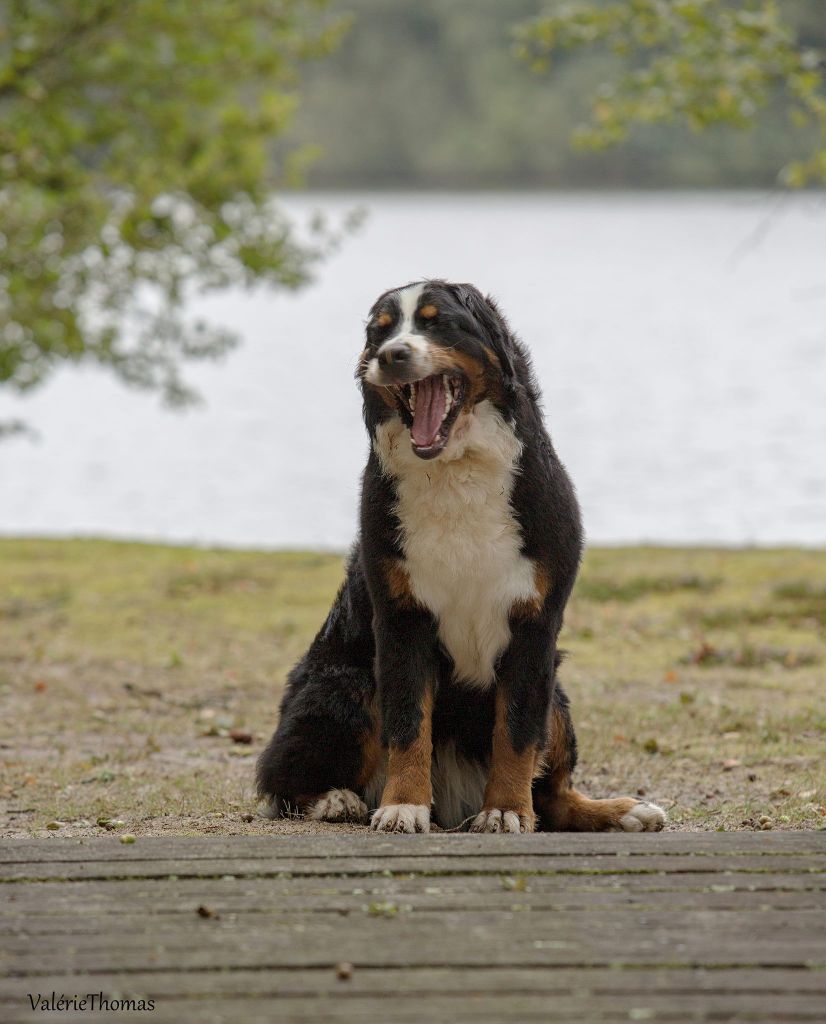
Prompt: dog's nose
<box><xmin>377</xmin><ymin>343</ymin><xmax>411</xmax><ymax>368</ymax></box>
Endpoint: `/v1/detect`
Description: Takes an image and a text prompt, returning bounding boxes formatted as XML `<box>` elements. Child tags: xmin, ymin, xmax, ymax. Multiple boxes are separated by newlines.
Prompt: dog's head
<box><xmin>358</xmin><ymin>280</ymin><xmax>515</xmax><ymax>459</ymax></box>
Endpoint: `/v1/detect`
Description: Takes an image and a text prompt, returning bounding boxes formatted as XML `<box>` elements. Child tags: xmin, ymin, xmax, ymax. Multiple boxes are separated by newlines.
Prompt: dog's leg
<box><xmin>470</xmin><ymin>687</ymin><xmax>537</xmax><ymax>833</ymax></box>
<box><xmin>470</xmin><ymin>616</ymin><xmax>553</xmax><ymax>834</ymax></box>
<box><xmin>256</xmin><ymin>661</ymin><xmax>378</xmax><ymax>824</ymax></box>
<box><xmin>533</xmin><ymin>686</ymin><xmax>666</xmax><ymax>832</ymax></box>
<box><xmin>369</xmin><ymin>604</ymin><xmax>438</xmax><ymax>834</ymax></box>
<box><xmin>371</xmin><ymin>685</ymin><xmax>433</xmax><ymax>833</ymax></box>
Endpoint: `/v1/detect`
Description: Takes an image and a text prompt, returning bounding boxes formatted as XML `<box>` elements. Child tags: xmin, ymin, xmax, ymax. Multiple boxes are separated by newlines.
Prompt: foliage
<box><xmin>285</xmin><ymin>0</ymin><xmax>823</xmax><ymax>189</ymax></box>
<box><xmin>0</xmin><ymin>0</ymin><xmax>345</xmax><ymax>412</ymax></box>
<box><xmin>515</xmin><ymin>0</ymin><xmax>826</xmax><ymax>187</ymax></box>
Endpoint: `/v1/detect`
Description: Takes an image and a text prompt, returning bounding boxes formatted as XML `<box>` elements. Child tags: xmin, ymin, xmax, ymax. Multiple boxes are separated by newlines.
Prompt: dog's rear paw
<box><xmin>307</xmin><ymin>788</ymin><xmax>368</xmax><ymax>823</ymax></box>
<box><xmin>370</xmin><ymin>803</ymin><xmax>430</xmax><ymax>833</ymax></box>
<box><xmin>619</xmin><ymin>801</ymin><xmax>666</xmax><ymax>832</ymax></box>
<box><xmin>469</xmin><ymin>808</ymin><xmax>535</xmax><ymax>834</ymax></box>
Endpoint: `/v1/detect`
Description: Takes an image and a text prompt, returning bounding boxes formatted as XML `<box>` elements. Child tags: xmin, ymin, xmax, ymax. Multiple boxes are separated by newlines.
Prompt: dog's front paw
<box><xmin>370</xmin><ymin>803</ymin><xmax>430</xmax><ymax>833</ymax></box>
<box><xmin>307</xmin><ymin>788</ymin><xmax>368</xmax><ymax>823</ymax></box>
<box><xmin>469</xmin><ymin>808</ymin><xmax>535</xmax><ymax>834</ymax></box>
<box><xmin>619</xmin><ymin>801</ymin><xmax>666</xmax><ymax>833</ymax></box>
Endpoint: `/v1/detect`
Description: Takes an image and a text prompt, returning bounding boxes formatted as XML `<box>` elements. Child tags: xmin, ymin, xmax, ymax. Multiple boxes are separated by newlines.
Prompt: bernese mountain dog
<box><xmin>257</xmin><ymin>279</ymin><xmax>666</xmax><ymax>834</ymax></box>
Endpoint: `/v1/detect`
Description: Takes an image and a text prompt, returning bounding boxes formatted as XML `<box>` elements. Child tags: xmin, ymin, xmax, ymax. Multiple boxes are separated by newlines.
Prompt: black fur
<box><xmin>257</xmin><ymin>279</ymin><xmax>583</xmax><ymax>823</ymax></box>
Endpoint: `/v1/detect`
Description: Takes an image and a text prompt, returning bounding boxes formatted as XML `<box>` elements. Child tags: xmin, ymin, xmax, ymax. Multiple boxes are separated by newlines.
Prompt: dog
<box><xmin>257</xmin><ymin>280</ymin><xmax>665</xmax><ymax>834</ymax></box>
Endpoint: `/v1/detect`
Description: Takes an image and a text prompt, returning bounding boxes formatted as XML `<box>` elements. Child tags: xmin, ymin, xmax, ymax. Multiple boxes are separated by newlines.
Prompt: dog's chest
<box><xmin>374</xmin><ymin>403</ymin><xmax>538</xmax><ymax>688</ymax></box>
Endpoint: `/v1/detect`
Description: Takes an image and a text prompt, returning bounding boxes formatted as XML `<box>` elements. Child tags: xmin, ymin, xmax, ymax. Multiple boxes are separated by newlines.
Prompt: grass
<box><xmin>0</xmin><ymin>539</ymin><xmax>824</xmax><ymax>837</ymax></box>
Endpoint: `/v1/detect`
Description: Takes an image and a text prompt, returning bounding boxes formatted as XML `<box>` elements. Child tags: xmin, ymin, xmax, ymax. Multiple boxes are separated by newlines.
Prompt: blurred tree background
<box><xmin>0</xmin><ymin>0</ymin><xmax>344</xmax><ymax>432</ymax></box>
<box><xmin>516</xmin><ymin>0</ymin><xmax>826</xmax><ymax>188</ymax></box>
<box><xmin>1</xmin><ymin>0</ymin><xmax>823</xmax><ymax>433</ymax></box>
<box><xmin>288</xmin><ymin>0</ymin><xmax>824</xmax><ymax>189</ymax></box>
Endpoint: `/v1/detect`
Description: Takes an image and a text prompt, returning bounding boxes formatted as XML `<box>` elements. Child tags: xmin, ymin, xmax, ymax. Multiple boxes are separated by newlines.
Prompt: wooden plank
<box><xmin>2</xmin><ymin>888</ymin><xmax>821</xmax><ymax>928</ymax></box>
<box><xmin>2</xmin><ymin>852</ymin><xmax>823</xmax><ymax>881</ymax></box>
<box><xmin>2</xmin><ymin>989</ymin><xmax>825</xmax><ymax>1024</ymax></box>
<box><xmin>1</xmin><ymin>832</ymin><xmax>823</xmax><ymax>863</ymax></box>
<box><xmin>3</xmin><ymin>966</ymin><xmax>825</xmax><ymax>1001</ymax></box>
<box><xmin>2</xmin><ymin>834</ymin><xmax>822</xmax><ymax>1022</ymax></box>
<box><xmin>2</xmin><ymin>909</ymin><xmax>824</xmax><ymax>973</ymax></box>
<box><xmin>89</xmin><ymin>992</ymin><xmax>821</xmax><ymax>1023</ymax></box>
<box><xmin>4</xmin><ymin>871</ymin><xmax>822</xmax><ymax>917</ymax></box>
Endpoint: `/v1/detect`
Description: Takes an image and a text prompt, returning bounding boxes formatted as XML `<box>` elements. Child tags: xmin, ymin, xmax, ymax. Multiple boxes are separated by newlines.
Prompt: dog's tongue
<box><xmin>411</xmin><ymin>375</ymin><xmax>445</xmax><ymax>448</ymax></box>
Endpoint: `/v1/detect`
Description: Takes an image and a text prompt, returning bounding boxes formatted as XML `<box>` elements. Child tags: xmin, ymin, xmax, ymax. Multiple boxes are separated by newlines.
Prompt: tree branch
<box><xmin>0</xmin><ymin>1</ymin><xmax>122</xmax><ymax>102</ymax></box>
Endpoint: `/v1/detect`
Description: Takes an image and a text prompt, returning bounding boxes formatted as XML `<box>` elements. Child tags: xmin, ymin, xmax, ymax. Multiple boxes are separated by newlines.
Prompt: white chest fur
<box><xmin>373</xmin><ymin>401</ymin><xmax>539</xmax><ymax>688</ymax></box>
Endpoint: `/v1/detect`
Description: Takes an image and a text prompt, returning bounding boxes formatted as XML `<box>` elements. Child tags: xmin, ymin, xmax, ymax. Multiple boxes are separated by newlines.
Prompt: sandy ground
<box><xmin>1</xmin><ymin>540</ymin><xmax>824</xmax><ymax>838</ymax></box>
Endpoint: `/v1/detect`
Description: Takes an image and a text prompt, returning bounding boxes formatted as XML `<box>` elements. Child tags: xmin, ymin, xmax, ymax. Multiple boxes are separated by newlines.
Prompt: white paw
<box><xmin>258</xmin><ymin>799</ymin><xmax>278</xmax><ymax>819</ymax></box>
<box><xmin>307</xmin><ymin>788</ymin><xmax>368</xmax><ymax>823</ymax></box>
<box><xmin>370</xmin><ymin>803</ymin><xmax>430</xmax><ymax>833</ymax></box>
<box><xmin>469</xmin><ymin>809</ymin><xmax>530</xmax><ymax>834</ymax></box>
<box><xmin>619</xmin><ymin>801</ymin><xmax>666</xmax><ymax>833</ymax></box>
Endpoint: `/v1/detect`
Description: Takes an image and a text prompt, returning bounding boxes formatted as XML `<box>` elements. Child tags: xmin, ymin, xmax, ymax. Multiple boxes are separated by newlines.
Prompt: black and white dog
<box><xmin>257</xmin><ymin>280</ymin><xmax>665</xmax><ymax>834</ymax></box>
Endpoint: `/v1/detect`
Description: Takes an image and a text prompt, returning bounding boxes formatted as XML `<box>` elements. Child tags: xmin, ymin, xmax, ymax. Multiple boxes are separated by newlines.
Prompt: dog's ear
<box><xmin>452</xmin><ymin>283</ymin><xmax>515</xmax><ymax>388</ymax></box>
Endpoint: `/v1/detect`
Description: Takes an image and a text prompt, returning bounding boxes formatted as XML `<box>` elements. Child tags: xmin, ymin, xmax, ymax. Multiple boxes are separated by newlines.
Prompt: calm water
<box><xmin>2</xmin><ymin>192</ymin><xmax>825</xmax><ymax>548</ymax></box>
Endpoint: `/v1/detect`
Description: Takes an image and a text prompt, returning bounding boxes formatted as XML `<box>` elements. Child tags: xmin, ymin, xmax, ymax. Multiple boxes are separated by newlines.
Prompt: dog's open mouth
<box><xmin>392</xmin><ymin>373</ymin><xmax>467</xmax><ymax>459</ymax></box>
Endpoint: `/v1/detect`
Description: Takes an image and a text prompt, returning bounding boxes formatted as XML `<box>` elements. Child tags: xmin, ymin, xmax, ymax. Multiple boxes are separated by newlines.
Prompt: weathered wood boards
<box><xmin>1</xmin><ymin>833</ymin><xmax>824</xmax><ymax>1022</ymax></box>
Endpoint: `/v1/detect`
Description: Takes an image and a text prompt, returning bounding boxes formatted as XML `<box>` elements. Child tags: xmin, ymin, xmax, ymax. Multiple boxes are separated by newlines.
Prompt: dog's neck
<box><xmin>373</xmin><ymin>400</ymin><xmax>521</xmax><ymax>482</ymax></box>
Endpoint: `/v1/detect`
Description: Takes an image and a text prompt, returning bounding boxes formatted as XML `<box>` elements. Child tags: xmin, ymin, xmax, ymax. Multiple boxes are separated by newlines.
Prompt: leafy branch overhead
<box><xmin>515</xmin><ymin>0</ymin><xmax>826</xmax><ymax>187</ymax></box>
<box><xmin>0</xmin><ymin>0</ymin><xmax>348</xmax><ymax>406</ymax></box>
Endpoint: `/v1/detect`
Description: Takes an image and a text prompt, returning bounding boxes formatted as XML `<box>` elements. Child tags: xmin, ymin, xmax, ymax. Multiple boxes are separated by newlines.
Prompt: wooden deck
<box><xmin>1</xmin><ymin>832</ymin><xmax>824</xmax><ymax>1022</ymax></box>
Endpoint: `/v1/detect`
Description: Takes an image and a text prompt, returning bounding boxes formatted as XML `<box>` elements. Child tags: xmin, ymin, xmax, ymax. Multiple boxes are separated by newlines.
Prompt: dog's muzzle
<box><xmin>365</xmin><ymin>336</ymin><xmax>434</xmax><ymax>386</ymax></box>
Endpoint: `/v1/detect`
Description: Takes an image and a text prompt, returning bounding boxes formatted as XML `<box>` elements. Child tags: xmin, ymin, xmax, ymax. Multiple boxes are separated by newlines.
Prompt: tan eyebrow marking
<box><xmin>375</xmin><ymin>311</ymin><xmax>392</xmax><ymax>327</ymax></box>
<box><xmin>419</xmin><ymin>304</ymin><xmax>438</xmax><ymax>319</ymax></box>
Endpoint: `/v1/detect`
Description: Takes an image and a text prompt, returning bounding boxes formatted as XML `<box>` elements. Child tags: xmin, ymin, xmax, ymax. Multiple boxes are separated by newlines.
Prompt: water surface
<box><xmin>2</xmin><ymin>192</ymin><xmax>824</xmax><ymax>548</ymax></box>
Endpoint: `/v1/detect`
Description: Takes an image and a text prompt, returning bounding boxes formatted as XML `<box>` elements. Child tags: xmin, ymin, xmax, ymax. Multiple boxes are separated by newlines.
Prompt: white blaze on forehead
<box><xmin>394</xmin><ymin>282</ymin><xmax>426</xmax><ymax>338</ymax></box>
<box><xmin>368</xmin><ymin>282</ymin><xmax>433</xmax><ymax>384</ymax></box>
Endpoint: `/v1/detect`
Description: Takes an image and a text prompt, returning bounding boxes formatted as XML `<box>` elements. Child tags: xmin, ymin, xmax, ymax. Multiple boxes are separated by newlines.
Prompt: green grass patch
<box><xmin>575</xmin><ymin>574</ymin><xmax>720</xmax><ymax>603</ymax></box>
<box><xmin>681</xmin><ymin>642</ymin><xmax>819</xmax><ymax>669</ymax></box>
<box><xmin>1</xmin><ymin>539</ymin><xmax>824</xmax><ymax>836</ymax></box>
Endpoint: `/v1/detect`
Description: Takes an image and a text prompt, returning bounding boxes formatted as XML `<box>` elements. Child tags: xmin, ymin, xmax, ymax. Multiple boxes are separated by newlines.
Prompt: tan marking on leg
<box><xmin>471</xmin><ymin>689</ymin><xmax>537</xmax><ymax>833</ymax></box>
<box><xmin>357</xmin><ymin>698</ymin><xmax>384</xmax><ymax>789</ymax></box>
<box><xmin>543</xmin><ymin>699</ymin><xmax>570</xmax><ymax>777</ymax></box>
<box><xmin>380</xmin><ymin>687</ymin><xmax>433</xmax><ymax>808</ymax></box>
<box><xmin>533</xmin><ymin>562</ymin><xmax>550</xmax><ymax>603</ymax></box>
<box><xmin>511</xmin><ymin>562</ymin><xmax>551</xmax><ymax>620</ymax></box>
<box><xmin>382</xmin><ymin>557</ymin><xmax>417</xmax><ymax>608</ymax></box>
<box><xmin>535</xmin><ymin>703</ymin><xmax>665</xmax><ymax>832</ymax></box>
<box><xmin>544</xmin><ymin>788</ymin><xmax>643</xmax><ymax>831</ymax></box>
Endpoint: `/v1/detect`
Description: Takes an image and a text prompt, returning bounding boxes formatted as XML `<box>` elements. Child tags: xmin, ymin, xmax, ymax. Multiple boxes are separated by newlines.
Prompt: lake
<box><xmin>1</xmin><ymin>192</ymin><xmax>825</xmax><ymax>549</ymax></box>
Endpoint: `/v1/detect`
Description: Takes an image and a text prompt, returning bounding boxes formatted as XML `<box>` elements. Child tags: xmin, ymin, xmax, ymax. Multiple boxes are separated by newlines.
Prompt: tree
<box><xmin>0</xmin><ymin>0</ymin><xmax>346</xmax><ymax>431</ymax></box>
<box><xmin>514</xmin><ymin>0</ymin><xmax>826</xmax><ymax>187</ymax></box>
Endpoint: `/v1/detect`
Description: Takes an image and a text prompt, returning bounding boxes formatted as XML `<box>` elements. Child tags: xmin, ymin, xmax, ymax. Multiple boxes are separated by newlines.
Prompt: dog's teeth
<box><xmin>443</xmin><ymin>375</ymin><xmax>452</xmax><ymax>412</ymax></box>
<box><xmin>409</xmin><ymin>383</ymin><xmax>416</xmax><ymax>412</ymax></box>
